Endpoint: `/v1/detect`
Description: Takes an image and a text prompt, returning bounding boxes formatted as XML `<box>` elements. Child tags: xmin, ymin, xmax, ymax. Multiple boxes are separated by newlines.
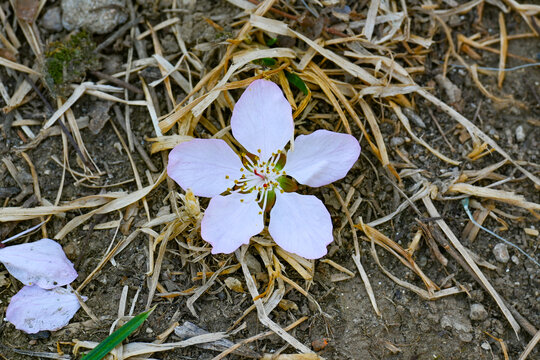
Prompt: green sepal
<box><xmin>80</xmin><ymin>306</ymin><xmax>156</xmax><ymax>360</ymax></box>
<box><xmin>285</xmin><ymin>70</ymin><xmax>308</xmax><ymax>95</ymax></box>
<box><xmin>277</xmin><ymin>176</ymin><xmax>298</xmax><ymax>192</ymax></box>
<box><xmin>264</xmin><ymin>190</ymin><xmax>276</xmax><ymax>212</ymax></box>
<box><xmin>273</xmin><ymin>153</ymin><xmax>286</xmax><ymax>171</ymax></box>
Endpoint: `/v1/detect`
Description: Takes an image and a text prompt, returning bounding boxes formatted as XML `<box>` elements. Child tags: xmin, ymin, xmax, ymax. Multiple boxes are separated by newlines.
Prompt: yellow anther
<box><xmin>257</xmin><ymin>149</ymin><xmax>261</xmax><ymax>153</ymax></box>
<box><xmin>240</xmin><ymin>199</ymin><xmax>244</xmax><ymax>202</ymax></box>
<box><xmin>225</xmin><ymin>175</ymin><xmax>229</xmax><ymax>179</ymax></box>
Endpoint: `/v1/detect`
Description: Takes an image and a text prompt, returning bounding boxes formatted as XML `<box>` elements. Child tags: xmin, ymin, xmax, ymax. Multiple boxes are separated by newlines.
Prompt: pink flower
<box><xmin>0</xmin><ymin>238</ymin><xmax>81</xmax><ymax>333</ymax></box>
<box><xmin>168</xmin><ymin>79</ymin><xmax>360</xmax><ymax>259</ymax></box>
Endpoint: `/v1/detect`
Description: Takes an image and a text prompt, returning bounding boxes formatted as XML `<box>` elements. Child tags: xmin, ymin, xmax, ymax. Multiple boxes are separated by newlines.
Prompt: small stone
<box><xmin>511</xmin><ymin>255</ymin><xmax>520</xmax><ymax>265</ymax></box>
<box><xmin>145</xmin><ymin>327</ymin><xmax>153</xmax><ymax>333</ymax></box>
<box><xmin>515</xmin><ymin>125</ymin><xmax>525</xmax><ymax>142</ymax></box>
<box><xmin>403</xmin><ymin>107</ymin><xmax>426</xmax><ymax>128</ymax></box>
<box><xmin>390</xmin><ymin>137</ymin><xmax>405</xmax><ymax>147</ymax></box>
<box><xmin>62</xmin><ymin>0</ymin><xmax>128</xmax><ymax>34</ymax></box>
<box><xmin>493</xmin><ymin>243</ymin><xmax>510</xmax><ymax>263</ymax></box>
<box><xmin>440</xmin><ymin>314</ymin><xmax>473</xmax><ymax>333</ymax></box>
<box><xmin>469</xmin><ymin>303</ymin><xmax>488</xmax><ymax>321</ymax></box>
<box><xmin>40</xmin><ymin>7</ymin><xmax>63</xmax><ymax>32</ymax></box>
<box><xmin>481</xmin><ymin>341</ymin><xmax>491</xmax><ymax>351</ymax></box>
<box><xmin>459</xmin><ymin>332</ymin><xmax>473</xmax><ymax>342</ymax></box>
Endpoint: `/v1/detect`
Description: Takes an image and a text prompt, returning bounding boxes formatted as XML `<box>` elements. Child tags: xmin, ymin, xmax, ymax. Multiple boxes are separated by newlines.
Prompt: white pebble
<box><xmin>515</xmin><ymin>125</ymin><xmax>525</xmax><ymax>142</ymax></box>
<box><xmin>493</xmin><ymin>243</ymin><xmax>510</xmax><ymax>263</ymax></box>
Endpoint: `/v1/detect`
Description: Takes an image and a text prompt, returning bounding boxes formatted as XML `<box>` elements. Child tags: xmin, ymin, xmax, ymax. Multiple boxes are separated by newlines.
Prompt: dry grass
<box><xmin>0</xmin><ymin>0</ymin><xmax>539</xmax><ymax>358</ymax></box>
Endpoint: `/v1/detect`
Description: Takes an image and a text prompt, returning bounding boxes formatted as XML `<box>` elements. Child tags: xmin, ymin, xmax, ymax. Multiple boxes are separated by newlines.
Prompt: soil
<box><xmin>0</xmin><ymin>1</ymin><xmax>539</xmax><ymax>360</ymax></box>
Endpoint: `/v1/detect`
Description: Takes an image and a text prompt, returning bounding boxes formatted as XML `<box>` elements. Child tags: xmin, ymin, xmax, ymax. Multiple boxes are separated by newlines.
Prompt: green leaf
<box><xmin>266</xmin><ymin>37</ymin><xmax>278</xmax><ymax>46</ymax></box>
<box><xmin>253</xmin><ymin>58</ymin><xmax>277</xmax><ymax>67</ymax></box>
<box><xmin>285</xmin><ymin>71</ymin><xmax>308</xmax><ymax>95</ymax></box>
<box><xmin>80</xmin><ymin>306</ymin><xmax>156</xmax><ymax>360</ymax></box>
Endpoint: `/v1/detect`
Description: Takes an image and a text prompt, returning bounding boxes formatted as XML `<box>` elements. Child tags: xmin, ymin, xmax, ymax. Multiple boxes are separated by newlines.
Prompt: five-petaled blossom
<box><xmin>168</xmin><ymin>79</ymin><xmax>360</xmax><ymax>259</ymax></box>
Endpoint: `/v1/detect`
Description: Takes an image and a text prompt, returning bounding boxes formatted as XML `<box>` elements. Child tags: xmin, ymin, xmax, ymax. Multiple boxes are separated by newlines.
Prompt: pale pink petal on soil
<box><xmin>168</xmin><ymin>139</ymin><xmax>244</xmax><ymax>197</ymax></box>
<box><xmin>6</xmin><ymin>285</ymin><xmax>81</xmax><ymax>334</ymax></box>
<box><xmin>231</xmin><ymin>79</ymin><xmax>294</xmax><ymax>162</ymax></box>
<box><xmin>0</xmin><ymin>238</ymin><xmax>77</xmax><ymax>289</ymax></box>
<box><xmin>283</xmin><ymin>130</ymin><xmax>360</xmax><ymax>187</ymax></box>
<box><xmin>269</xmin><ymin>191</ymin><xmax>333</xmax><ymax>259</ymax></box>
<box><xmin>201</xmin><ymin>192</ymin><xmax>263</xmax><ymax>254</ymax></box>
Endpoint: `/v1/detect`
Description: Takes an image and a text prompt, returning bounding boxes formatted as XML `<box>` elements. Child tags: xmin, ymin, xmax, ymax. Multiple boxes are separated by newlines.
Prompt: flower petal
<box><xmin>6</xmin><ymin>285</ymin><xmax>81</xmax><ymax>334</ymax></box>
<box><xmin>284</xmin><ymin>130</ymin><xmax>360</xmax><ymax>187</ymax></box>
<box><xmin>269</xmin><ymin>192</ymin><xmax>333</xmax><ymax>259</ymax></box>
<box><xmin>0</xmin><ymin>238</ymin><xmax>77</xmax><ymax>289</ymax></box>
<box><xmin>168</xmin><ymin>139</ymin><xmax>244</xmax><ymax>197</ymax></box>
<box><xmin>201</xmin><ymin>192</ymin><xmax>263</xmax><ymax>254</ymax></box>
<box><xmin>231</xmin><ymin>79</ymin><xmax>294</xmax><ymax>162</ymax></box>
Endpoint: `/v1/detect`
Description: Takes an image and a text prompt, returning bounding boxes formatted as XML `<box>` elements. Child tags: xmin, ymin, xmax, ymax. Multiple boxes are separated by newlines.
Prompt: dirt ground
<box><xmin>0</xmin><ymin>1</ymin><xmax>539</xmax><ymax>359</ymax></box>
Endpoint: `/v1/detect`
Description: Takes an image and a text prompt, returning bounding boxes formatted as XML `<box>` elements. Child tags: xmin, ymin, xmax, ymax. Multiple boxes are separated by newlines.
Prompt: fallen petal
<box><xmin>0</xmin><ymin>238</ymin><xmax>77</xmax><ymax>289</ymax></box>
<box><xmin>269</xmin><ymin>192</ymin><xmax>333</xmax><ymax>259</ymax></box>
<box><xmin>284</xmin><ymin>130</ymin><xmax>360</xmax><ymax>187</ymax></box>
<box><xmin>231</xmin><ymin>79</ymin><xmax>294</xmax><ymax>162</ymax></box>
<box><xmin>6</xmin><ymin>285</ymin><xmax>81</xmax><ymax>334</ymax></box>
<box><xmin>201</xmin><ymin>192</ymin><xmax>263</xmax><ymax>254</ymax></box>
<box><xmin>168</xmin><ymin>139</ymin><xmax>244</xmax><ymax>197</ymax></box>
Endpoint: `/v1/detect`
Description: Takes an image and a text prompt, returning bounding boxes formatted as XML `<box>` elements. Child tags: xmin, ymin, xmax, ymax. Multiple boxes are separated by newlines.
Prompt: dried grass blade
<box><xmin>351</xmin><ymin>253</ymin><xmax>380</xmax><ymax>316</ymax></box>
<box><xmin>0</xmin><ymin>57</ymin><xmax>40</xmax><ymax>75</ymax></box>
<box><xmin>236</xmin><ymin>248</ymin><xmax>313</xmax><ymax>354</ymax></box>
<box><xmin>518</xmin><ymin>329</ymin><xmax>540</xmax><ymax>360</ymax></box>
<box><xmin>422</xmin><ymin>196</ymin><xmax>520</xmax><ymax>336</ymax></box>
<box><xmin>498</xmin><ymin>13</ymin><xmax>508</xmax><ymax>88</ymax></box>
<box><xmin>363</xmin><ymin>0</ymin><xmax>381</xmax><ymax>41</ymax></box>
<box><xmin>43</xmin><ymin>83</ymin><xmax>87</xmax><ymax>129</ymax></box>
<box><xmin>390</xmin><ymin>101</ymin><xmax>460</xmax><ymax>165</ymax></box>
<box><xmin>448</xmin><ymin>183</ymin><xmax>540</xmax><ymax>210</ymax></box>
<box><xmin>191</xmin><ymin>48</ymin><xmax>296</xmax><ymax>117</ymax></box>
<box><xmin>418</xmin><ymin>89</ymin><xmax>540</xmax><ymax>187</ymax></box>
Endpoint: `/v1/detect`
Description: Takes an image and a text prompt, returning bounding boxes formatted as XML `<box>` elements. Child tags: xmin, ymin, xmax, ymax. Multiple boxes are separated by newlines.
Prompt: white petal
<box><xmin>201</xmin><ymin>192</ymin><xmax>263</xmax><ymax>254</ymax></box>
<box><xmin>0</xmin><ymin>238</ymin><xmax>77</xmax><ymax>289</ymax></box>
<box><xmin>269</xmin><ymin>192</ymin><xmax>333</xmax><ymax>259</ymax></box>
<box><xmin>231</xmin><ymin>79</ymin><xmax>293</xmax><ymax>162</ymax></box>
<box><xmin>168</xmin><ymin>139</ymin><xmax>244</xmax><ymax>197</ymax></box>
<box><xmin>284</xmin><ymin>130</ymin><xmax>360</xmax><ymax>187</ymax></box>
<box><xmin>6</xmin><ymin>286</ymin><xmax>81</xmax><ymax>334</ymax></box>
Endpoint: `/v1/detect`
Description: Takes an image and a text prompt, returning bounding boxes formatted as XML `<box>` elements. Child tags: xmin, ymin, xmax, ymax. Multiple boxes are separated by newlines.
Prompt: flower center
<box><xmin>225</xmin><ymin>149</ymin><xmax>286</xmax><ymax>210</ymax></box>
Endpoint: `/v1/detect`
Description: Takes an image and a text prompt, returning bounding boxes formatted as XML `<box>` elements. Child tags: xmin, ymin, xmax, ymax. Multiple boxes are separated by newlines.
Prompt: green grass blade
<box><xmin>80</xmin><ymin>306</ymin><xmax>156</xmax><ymax>360</ymax></box>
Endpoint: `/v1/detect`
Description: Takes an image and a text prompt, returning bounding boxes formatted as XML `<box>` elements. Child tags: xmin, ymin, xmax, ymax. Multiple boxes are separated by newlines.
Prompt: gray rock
<box><xmin>40</xmin><ymin>7</ymin><xmax>63</xmax><ymax>32</ymax></box>
<box><xmin>493</xmin><ymin>243</ymin><xmax>510</xmax><ymax>263</ymax></box>
<box><xmin>390</xmin><ymin>137</ymin><xmax>405</xmax><ymax>147</ymax></box>
<box><xmin>61</xmin><ymin>0</ymin><xmax>128</xmax><ymax>34</ymax></box>
<box><xmin>403</xmin><ymin>107</ymin><xmax>426</xmax><ymax>128</ymax></box>
<box><xmin>515</xmin><ymin>125</ymin><xmax>525</xmax><ymax>142</ymax></box>
<box><xmin>440</xmin><ymin>313</ymin><xmax>473</xmax><ymax>333</ymax></box>
<box><xmin>469</xmin><ymin>303</ymin><xmax>488</xmax><ymax>321</ymax></box>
